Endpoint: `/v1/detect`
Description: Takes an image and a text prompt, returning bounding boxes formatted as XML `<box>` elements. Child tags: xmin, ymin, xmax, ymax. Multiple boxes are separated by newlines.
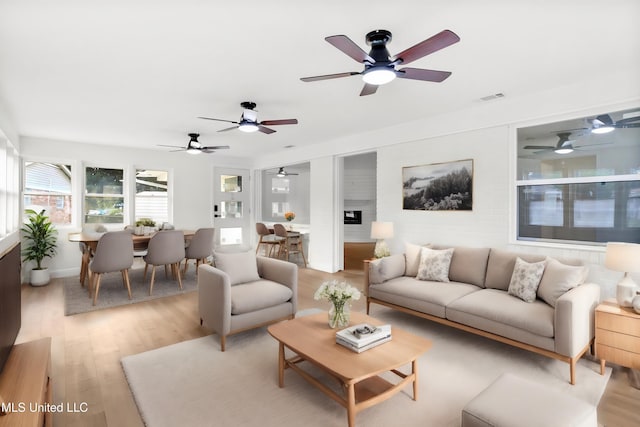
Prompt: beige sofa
<box><xmin>364</xmin><ymin>244</ymin><xmax>600</xmax><ymax>384</ymax></box>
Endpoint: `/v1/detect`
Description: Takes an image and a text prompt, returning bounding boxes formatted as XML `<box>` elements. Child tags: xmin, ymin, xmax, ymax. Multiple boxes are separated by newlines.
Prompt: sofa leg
<box><xmin>200</xmin><ymin>318</ymin><xmax>203</xmax><ymax>326</ymax></box>
<box><xmin>220</xmin><ymin>335</ymin><xmax>226</xmax><ymax>352</ymax></box>
<box><xmin>366</xmin><ymin>299</ymin><xmax>370</xmax><ymax>315</ymax></box>
<box><xmin>570</xmin><ymin>358</ymin><xmax>576</xmax><ymax>385</ymax></box>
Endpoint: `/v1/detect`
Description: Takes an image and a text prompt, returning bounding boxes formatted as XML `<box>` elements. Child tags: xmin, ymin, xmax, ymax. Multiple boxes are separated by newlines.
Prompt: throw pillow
<box><xmin>369</xmin><ymin>254</ymin><xmax>406</xmax><ymax>284</ymax></box>
<box><xmin>416</xmin><ymin>247</ymin><xmax>454</xmax><ymax>282</ymax></box>
<box><xmin>537</xmin><ymin>258</ymin><xmax>588</xmax><ymax>307</ymax></box>
<box><xmin>507</xmin><ymin>257</ymin><xmax>546</xmax><ymax>303</ymax></box>
<box><xmin>213</xmin><ymin>251</ymin><xmax>260</xmax><ymax>286</ymax></box>
<box><xmin>405</xmin><ymin>242</ymin><xmax>431</xmax><ymax>276</ymax></box>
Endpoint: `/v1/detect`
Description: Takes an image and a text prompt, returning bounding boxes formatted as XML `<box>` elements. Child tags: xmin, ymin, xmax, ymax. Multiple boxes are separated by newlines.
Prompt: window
<box><xmin>23</xmin><ymin>162</ymin><xmax>72</xmax><ymax>225</ymax></box>
<box><xmin>85</xmin><ymin>167</ymin><xmax>124</xmax><ymax>224</ymax></box>
<box><xmin>135</xmin><ymin>169</ymin><xmax>169</xmax><ymax>225</ymax></box>
<box><xmin>1</xmin><ymin>138</ymin><xmax>20</xmax><ymax>238</ymax></box>
<box><xmin>516</xmin><ymin>107</ymin><xmax>640</xmax><ymax>245</ymax></box>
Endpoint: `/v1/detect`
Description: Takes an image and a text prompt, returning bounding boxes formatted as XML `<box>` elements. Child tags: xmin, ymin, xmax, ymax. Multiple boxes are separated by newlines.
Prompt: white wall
<box><xmin>377</xmin><ymin>125</ymin><xmax>510</xmax><ymax>251</ymax></box>
<box><xmin>20</xmin><ymin>137</ymin><xmax>251</xmax><ymax>279</ymax></box>
<box><xmin>309</xmin><ymin>157</ymin><xmax>339</xmax><ymax>272</ymax></box>
<box><xmin>344</xmin><ymin>152</ymin><xmax>376</xmax><ymax>242</ymax></box>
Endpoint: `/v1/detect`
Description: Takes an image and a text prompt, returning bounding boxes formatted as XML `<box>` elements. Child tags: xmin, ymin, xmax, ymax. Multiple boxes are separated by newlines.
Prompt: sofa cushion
<box><xmin>230</xmin><ymin>280</ymin><xmax>293</xmax><ymax>315</ymax></box>
<box><xmin>537</xmin><ymin>258</ymin><xmax>588</xmax><ymax>307</ymax></box>
<box><xmin>369</xmin><ymin>276</ymin><xmax>480</xmax><ymax>318</ymax></box>
<box><xmin>447</xmin><ymin>288</ymin><xmax>554</xmax><ymax>339</ymax></box>
<box><xmin>507</xmin><ymin>257</ymin><xmax>546</xmax><ymax>303</ymax></box>
<box><xmin>369</xmin><ymin>254</ymin><xmax>405</xmax><ymax>284</ymax></box>
<box><xmin>484</xmin><ymin>249</ymin><xmax>545</xmax><ymax>291</ymax></box>
<box><xmin>405</xmin><ymin>242</ymin><xmax>431</xmax><ymax>276</ymax></box>
<box><xmin>442</xmin><ymin>246</ymin><xmax>490</xmax><ymax>288</ymax></box>
<box><xmin>214</xmin><ymin>251</ymin><xmax>260</xmax><ymax>286</ymax></box>
<box><xmin>417</xmin><ymin>247</ymin><xmax>454</xmax><ymax>282</ymax></box>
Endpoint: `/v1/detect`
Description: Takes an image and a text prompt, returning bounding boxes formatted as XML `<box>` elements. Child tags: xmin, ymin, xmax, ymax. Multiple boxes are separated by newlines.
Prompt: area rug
<box><xmin>121</xmin><ymin>308</ymin><xmax>611</xmax><ymax>427</ymax></box>
<box><xmin>63</xmin><ymin>266</ymin><xmax>198</xmax><ymax>315</ymax></box>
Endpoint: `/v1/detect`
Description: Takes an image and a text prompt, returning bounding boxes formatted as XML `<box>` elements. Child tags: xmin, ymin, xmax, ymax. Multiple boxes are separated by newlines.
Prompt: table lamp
<box><xmin>371</xmin><ymin>221</ymin><xmax>394</xmax><ymax>258</ymax></box>
<box><xmin>604</xmin><ymin>242</ymin><xmax>640</xmax><ymax>307</ymax></box>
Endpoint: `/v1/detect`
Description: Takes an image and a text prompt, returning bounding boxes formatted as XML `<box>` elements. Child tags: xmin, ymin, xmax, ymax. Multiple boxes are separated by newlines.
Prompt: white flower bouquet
<box><xmin>314</xmin><ymin>280</ymin><xmax>361</xmax><ymax>328</ymax></box>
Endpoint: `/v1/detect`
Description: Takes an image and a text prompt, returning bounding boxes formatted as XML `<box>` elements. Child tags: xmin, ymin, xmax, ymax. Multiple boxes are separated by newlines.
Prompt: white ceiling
<box><xmin>1</xmin><ymin>1</ymin><xmax>639</xmax><ymax>159</ymax></box>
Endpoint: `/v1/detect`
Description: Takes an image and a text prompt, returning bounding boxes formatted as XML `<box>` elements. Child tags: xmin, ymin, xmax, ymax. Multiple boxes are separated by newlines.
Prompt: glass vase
<box><xmin>328</xmin><ymin>301</ymin><xmax>350</xmax><ymax>329</ymax></box>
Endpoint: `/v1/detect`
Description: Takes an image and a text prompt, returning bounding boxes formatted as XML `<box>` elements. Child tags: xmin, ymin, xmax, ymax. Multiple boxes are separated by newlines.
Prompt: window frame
<box><xmin>511</xmin><ymin>105</ymin><xmax>640</xmax><ymax>249</ymax></box>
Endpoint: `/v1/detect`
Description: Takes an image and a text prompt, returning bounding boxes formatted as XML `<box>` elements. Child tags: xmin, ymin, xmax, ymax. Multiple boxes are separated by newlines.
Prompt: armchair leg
<box><xmin>220</xmin><ymin>335</ymin><xmax>226</xmax><ymax>352</ymax></box>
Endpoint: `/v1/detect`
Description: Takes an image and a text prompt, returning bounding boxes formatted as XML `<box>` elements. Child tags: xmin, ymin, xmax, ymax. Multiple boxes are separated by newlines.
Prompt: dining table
<box><xmin>68</xmin><ymin>229</ymin><xmax>195</xmax><ymax>285</ymax></box>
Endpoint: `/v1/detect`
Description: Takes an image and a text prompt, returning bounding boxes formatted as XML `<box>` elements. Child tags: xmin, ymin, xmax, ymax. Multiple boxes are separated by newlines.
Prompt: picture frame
<box><xmin>402</xmin><ymin>159</ymin><xmax>473</xmax><ymax>211</ymax></box>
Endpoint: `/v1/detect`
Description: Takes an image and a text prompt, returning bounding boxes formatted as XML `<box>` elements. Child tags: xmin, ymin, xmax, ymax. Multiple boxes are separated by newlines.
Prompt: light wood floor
<box><xmin>16</xmin><ymin>266</ymin><xmax>639</xmax><ymax>426</ymax></box>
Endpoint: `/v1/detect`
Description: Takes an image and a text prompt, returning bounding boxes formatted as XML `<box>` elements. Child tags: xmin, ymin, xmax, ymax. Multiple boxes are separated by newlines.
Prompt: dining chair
<box><xmin>255</xmin><ymin>222</ymin><xmax>283</xmax><ymax>257</ymax></box>
<box><xmin>273</xmin><ymin>223</ymin><xmax>307</xmax><ymax>267</ymax></box>
<box><xmin>183</xmin><ymin>227</ymin><xmax>215</xmax><ymax>275</ymax></box>
<box><xmin>124</xmin><ymin>225</ymin><xmax>149</xmax><ymax>258</ymax></box>
<box><xmin>88</xmin><ymin>231</ymin><xmax>134</xmax><ymax>306</ymax></box>
<box><xmin>143</xmin><ymin>230</ymin><xmax>186</xmax><ymax>295</ymax></box>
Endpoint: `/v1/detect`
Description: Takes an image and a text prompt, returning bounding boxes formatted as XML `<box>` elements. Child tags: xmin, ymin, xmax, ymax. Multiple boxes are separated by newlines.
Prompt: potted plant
<box><xmin>21</xmin><ymin>209</ymin><xmax>58</xmax><ymax>286</ymax></box>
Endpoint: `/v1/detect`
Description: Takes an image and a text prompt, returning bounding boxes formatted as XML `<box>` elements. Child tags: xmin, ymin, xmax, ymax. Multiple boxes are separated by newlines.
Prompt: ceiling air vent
<box><xmin>479</xmin><ymin>93</ymin><xmax>505</xmax><ymax>102</ymax></box>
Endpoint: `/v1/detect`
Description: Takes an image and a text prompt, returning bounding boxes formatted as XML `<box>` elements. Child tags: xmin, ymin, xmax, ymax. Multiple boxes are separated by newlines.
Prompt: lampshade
<box><xmin>604</xmin><ymin>242</ymin><xmax>640</xmax><ymax>273</ymax></box>
<box><xmin>370</xmin><ymin>221</ymin><xmax>394</xmax><ymax>239</ymax></box>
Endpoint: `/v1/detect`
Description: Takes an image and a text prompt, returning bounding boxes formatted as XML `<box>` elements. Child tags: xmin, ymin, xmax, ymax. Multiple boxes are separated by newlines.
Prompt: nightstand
<box><xmin>595</xmin><ymin>299</ymin><xmax>640</xmax><ymax>387</ymax></box>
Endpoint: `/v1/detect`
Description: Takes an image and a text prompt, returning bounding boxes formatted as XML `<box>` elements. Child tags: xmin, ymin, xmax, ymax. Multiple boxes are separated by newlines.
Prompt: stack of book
<box><xmin>335</xmin><ymin>323</ymin><xmax>392</xmax><ymax>353</ymax></box>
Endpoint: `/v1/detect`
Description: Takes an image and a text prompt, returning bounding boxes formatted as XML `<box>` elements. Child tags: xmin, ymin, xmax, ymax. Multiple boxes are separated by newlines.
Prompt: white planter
<box><xmin>30</xmin><ymin>268</ymin><xmax>50</xmax><ymax>286</ymax></box>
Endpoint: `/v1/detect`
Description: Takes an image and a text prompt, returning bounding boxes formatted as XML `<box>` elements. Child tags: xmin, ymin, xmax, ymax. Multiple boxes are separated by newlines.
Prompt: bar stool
<box><xmin>255</xmin><ymin>223</ymin><xmax>283</xmax><ymax>257</ymax></box>
<box><xmin>274</xmin><ymin>223</ymin><xmax>307</xmax><ymax>267</ymax></box>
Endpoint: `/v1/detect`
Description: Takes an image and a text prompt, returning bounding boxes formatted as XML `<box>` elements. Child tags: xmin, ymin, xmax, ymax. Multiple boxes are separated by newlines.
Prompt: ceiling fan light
<box><xmin>362</xmin><ymin>67</ymin><xmax>396</xmax><ymax>85</ymax></box>
<box><xmin>591</xmin><ymin>125</ymin><xmax>614</xmax><ymax>134</ymax></box>
<box><xmin>554</xmin><ymin>147</ymin><xmax>574</xmax><ymax>154</ymax></box>
<box><xmin>186</xmin><ymin>148</ymin><xmax>201</xmax><ymax>155</ymax></box>
<box><xmin>238</xmin><ymin>122</ymin><xmax>259</xmax><ymax>133</ymax></box>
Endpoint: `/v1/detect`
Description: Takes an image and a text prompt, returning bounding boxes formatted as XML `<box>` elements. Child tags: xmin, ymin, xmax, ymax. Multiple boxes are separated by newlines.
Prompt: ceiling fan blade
<box><xmin>169</xmin><ymin>148</ymin><xmax>187</xmax><ymax>152</ymax></box>
<box><xmin>616</xmin><ymin>122</ymin><xmax>640</xmax><ymax>128</ymax></box>
<box><xmin>200</xmin><ymin>145</ymin><xmax>230</xmax><ymax>150</ymax></box>
<box><xmin>300</xmin><ymin>71</ymin><xmax>360</xmax><ymax>82</ymax></box>
<box><xmin>396</xmin><ymin>67</ymin><xmax>452</xmax><ymax>82</ymax></box>
<box><xmin>217</xmin><ymin>126</ymin><xmax>239</xmax><ymax>133</ymax></box>
<box><xmin>157</xmin><ymin>144</ymin><xmax>187</xmax><ymax>148</ymax></box>
<box><xmin>616</xmin><ymin>115</ymin><xmax>640</xmax><ymax>125</ymax></box>
<box><xmin>198</xmin><ymin>117</ymin><xmax>239</xmax><ymax>124</ymax></box>
<box><xmin>393</xmin><ymin>29</ymin><xmax>460</xmax><ymax>65</ymax></box>
<box><xmin>258</xmin><ymin>125</ymin><xmax>276</xmax><ymax>134</ymax></box>
<box><xmin>325</xmin><ymin>35</ymin><xmax>374</xmax><ymax>63</ymax></box>
<box><xmin>360</xmin><ymin>83</ymin><xmax>378</xmax><ymax>96</ymax></box>
<box><xmin>523</xmin><ymin>145</ymin><xmax>554</xmax><ymax>150</ymax></box>
<box><xmin>200</xmin><ymin>149</ymin><xmax>218</xmax><ymax>154</ymax></box>
<box><xmin>260</xmin><ymin>119</ymin><xmax>298</xmax><ymax>126</ymax></box>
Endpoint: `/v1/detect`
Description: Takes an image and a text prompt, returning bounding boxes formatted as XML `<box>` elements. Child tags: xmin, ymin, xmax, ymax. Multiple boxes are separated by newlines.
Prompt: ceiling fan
<box><xmin>589</xmin><ymin>113</ymin><xmax>640</xmax><ymax>134</ymax></box>
<box><xmin>523</xmin><ymin>132</ymin><xmax>610</xmax><ymax>154</ymax></box>
<box><xmin>198</xmin><ymin>102</ymin><xmax>298</xmax><ymax>134</ymax></box>
<box><xmin>268</xmin><ymin>167</ymin><xmax>299</xmax><ymax>177</ymax></box>
<box><xmin>300</xmin><ymin>29</ymin><xmax>460</xmax><ymax>96</ymax></box>
<box><xmin>158</xmin><ymin>133</ymin><xmax>229</xmax><ymax>155</ymax></box>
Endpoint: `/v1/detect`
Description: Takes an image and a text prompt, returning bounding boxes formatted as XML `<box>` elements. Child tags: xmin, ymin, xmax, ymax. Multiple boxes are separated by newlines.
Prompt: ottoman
<box><xmin>461</xmin><ymin>373</ymin><xmax>597</xmax><ymax>427</ymax></box>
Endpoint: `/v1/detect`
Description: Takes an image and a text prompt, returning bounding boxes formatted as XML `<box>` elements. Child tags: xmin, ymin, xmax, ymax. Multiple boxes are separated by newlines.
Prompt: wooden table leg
<box><xmin>278</xmin><ymin>342</ymin><xmax>285</xmax><ymax>387</ymax></box>
<box><xmin>600</xmin><ymin>359</ymin><xmax>606</xmax><ymax>375</ymax></box>
<box><xmin>346</xmin><ymin>382</ymin><xmax>356</xmax><ymax>427</ymax></box>
<box><xmin>412</xmin><ymin>358</ymin><xmax>418</xmax><ymax>400</ymax></box>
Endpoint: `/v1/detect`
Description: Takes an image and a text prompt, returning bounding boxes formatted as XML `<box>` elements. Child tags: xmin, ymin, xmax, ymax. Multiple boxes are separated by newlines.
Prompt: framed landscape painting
<box><xmin>402</xmin><ymin>159</ymin><xmax>473</xmax><ymax>211</ymax></box>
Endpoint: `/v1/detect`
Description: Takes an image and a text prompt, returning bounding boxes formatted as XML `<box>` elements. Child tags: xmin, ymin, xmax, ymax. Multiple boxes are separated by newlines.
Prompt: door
<box><xmin>213</xmin><ymin>167</ymin><xmax>251</xmax><ymax>251</ymax></box>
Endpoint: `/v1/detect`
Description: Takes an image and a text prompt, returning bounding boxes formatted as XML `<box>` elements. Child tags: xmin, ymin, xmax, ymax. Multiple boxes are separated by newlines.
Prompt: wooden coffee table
<box><xmin>267</xmin><ymin>311</ymin><xmax>432</xmax><ymax>427</ymax></box>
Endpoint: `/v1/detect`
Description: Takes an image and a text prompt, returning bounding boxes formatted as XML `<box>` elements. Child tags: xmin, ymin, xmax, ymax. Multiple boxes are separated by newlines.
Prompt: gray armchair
<box><xmin>198</xmin><ymin>252</ymin><xmax>297</xmax><ymax>351</ymax></box>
